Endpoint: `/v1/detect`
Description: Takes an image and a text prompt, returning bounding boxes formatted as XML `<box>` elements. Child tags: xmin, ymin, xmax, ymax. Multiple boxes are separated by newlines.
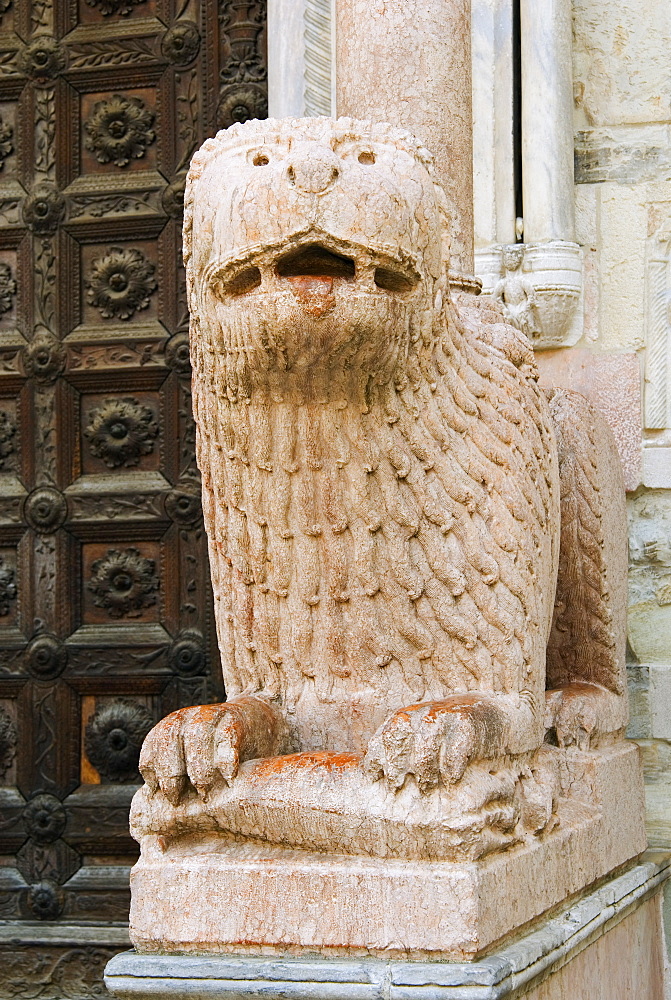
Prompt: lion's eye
<box><xmin>253</xmin><ymin>152</ymin><xmax>269</xmax><ymax>166</ymax></box>
<box><xmin>358</xmin><ymin>150</ymin><xmax>375</xmax><ymax>165</ymax></box>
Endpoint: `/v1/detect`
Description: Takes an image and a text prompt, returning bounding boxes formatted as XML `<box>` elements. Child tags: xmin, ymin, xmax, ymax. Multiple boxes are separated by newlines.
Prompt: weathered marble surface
<box><xmin>108</xmin><ymin>856</ymin><xmax>670</xmax><ymax>998</ymax></box>
<box><xmin>336</xmin><ymin>0</ymin><xmax>474</xmax><ymax>272</ymax></box>
<box><xmin>130</xmin><ymin>116</ymin><xmax>644</xmax><ymax>956</ymax></box>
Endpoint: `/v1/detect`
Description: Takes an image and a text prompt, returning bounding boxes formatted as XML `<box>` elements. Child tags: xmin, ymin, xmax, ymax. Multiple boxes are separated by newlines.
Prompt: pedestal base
<box><xmin>106</xmin><ymin>855</ymin><xmax>670</xmax><ymax>999</ymax></box>
<box><xmin>129</xmin><ymin>744</ymin><xmax>646</xmax><ymax>959</ymax></box>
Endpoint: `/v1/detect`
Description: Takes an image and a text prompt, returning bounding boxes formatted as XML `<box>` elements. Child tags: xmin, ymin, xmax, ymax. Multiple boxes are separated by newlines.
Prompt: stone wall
<box><xmin>571</xmin><ymin>0</ymin><xmax>671</xmax><ymax>853</ymax></box>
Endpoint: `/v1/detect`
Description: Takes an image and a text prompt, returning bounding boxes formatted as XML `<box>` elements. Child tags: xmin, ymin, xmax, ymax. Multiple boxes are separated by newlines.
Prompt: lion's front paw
<box><xmin>139</xmin><ymin>703</ymin><xmax>246</xmax><ymax>805</ymax></box>
<box><xmin>364</xmin><ymin>698</ymin><xmax>494</xmax><ymax>791</ymax></box>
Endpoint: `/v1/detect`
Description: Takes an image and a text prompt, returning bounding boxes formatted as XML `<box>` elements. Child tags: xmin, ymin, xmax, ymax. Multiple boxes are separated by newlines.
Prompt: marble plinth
<box><xmin>128</xmin><ymin>744</ymin><xmax>645</xmax><ymax>960</ymax></box>
<box><xmin>105</xmin><ymin>855</ymin><xmax>670</xmax><ymax>999</ymax></box>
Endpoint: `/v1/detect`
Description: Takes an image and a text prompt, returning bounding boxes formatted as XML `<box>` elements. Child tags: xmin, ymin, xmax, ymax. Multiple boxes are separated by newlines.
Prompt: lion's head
<box><xmin>184</xmin><ymin>117</ymin><xmax>452</xmax><ymax>397</ymax></box>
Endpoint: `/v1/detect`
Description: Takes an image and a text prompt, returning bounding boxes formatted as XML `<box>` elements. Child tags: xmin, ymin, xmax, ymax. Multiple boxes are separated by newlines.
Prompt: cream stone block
<box><xmin>535</xmin><ymin>349</ymin><xmax>641</xmax><ymax>491</ymax></box>
<box><xmin>573</xmin><ymin>0</ymin><xmax>671</xmax><ymax>129</ymax></box>
<box><xmin>629</xmin><ymin>492</ymin><xmax>671</xmax><ymax>663</ymax></box>
<box><xmin>638</xmin><ymin>740</ymin><xmax>671</xmax><ymax>849</ymax></box>
<box><xmin>644</xmin><ymin>449</ymin><xmax>671</xmax><ymax>489</ymax></box>
<box><xmin>650</xmin><ymin>665</ymin><xmax>671</xmax><ymax>741</ymax></box>
<box><xmin>599</xmin><ymin>185</ymin><xmax>647</xmax><ymax>350</ymax></box>
<box><xmin>574</xmin><ymin>183</ymin><xmax>598</xmax><ymax>247</ymax></box>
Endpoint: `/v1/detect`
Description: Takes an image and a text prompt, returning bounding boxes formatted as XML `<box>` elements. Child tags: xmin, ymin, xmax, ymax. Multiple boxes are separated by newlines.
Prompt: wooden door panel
<box><xmin>0</xmin><ymin>1</ymin><xmax>267</xmax><ymax>982</ymax></box>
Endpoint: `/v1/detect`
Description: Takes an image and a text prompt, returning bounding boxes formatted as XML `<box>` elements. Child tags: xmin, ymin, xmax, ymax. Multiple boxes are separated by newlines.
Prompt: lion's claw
<box><xmin>365</xmin><ymin>700</ymin><xmax>482</xmax><ymax>791</ymax></box>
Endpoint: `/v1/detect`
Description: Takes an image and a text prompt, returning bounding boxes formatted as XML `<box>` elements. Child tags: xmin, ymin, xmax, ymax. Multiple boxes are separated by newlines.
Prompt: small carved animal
<box><xmin>139</xmin><ymin>118</ymin><xmax>628</xmax><ymax>820</ymax></box>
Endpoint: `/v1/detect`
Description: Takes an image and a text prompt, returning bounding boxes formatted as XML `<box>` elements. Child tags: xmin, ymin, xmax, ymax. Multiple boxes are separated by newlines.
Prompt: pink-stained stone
<box><xmin>536</xmin><ymin>349</ymin><xmax>642</xmax><ymax>491</ymax></box>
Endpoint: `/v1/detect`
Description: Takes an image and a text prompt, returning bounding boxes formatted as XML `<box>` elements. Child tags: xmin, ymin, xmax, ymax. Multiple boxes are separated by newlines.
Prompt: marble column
<box><xmin>268</xmin><ymin>0</ymin><xmax>334</xmax><ymax>118</ymax></box>
<box><xmin>472</xmin><ymin>0</ymin><xmax>516</xmax><ymax>250</ymax></box>
<box><xmin>520</xmin><ymin>0</ymin><xmax>575</xmax><ymax>242</ymax></box>
<box><xmin>335</xmin><ymin>0</ymin><xmax>474</xmax><ymax>274</ymax></box>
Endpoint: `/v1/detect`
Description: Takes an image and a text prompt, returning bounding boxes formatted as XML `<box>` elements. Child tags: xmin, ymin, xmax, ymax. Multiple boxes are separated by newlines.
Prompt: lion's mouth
<box><xmin>214</xmin><ymin>240</ymin><xmax>420</xmax><ymax>301</ymax></box>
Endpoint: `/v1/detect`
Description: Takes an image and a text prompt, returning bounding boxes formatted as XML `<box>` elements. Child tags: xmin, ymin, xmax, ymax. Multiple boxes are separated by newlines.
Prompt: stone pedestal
<box><xmin>105</xmin><ymin>855</ymin><xmax>670</xmax><ymax>999</ymax></box>
<box><xmin>127</xmin><ymin>744</ymin><xmax>645</xmax><ymax>960</ymax></box>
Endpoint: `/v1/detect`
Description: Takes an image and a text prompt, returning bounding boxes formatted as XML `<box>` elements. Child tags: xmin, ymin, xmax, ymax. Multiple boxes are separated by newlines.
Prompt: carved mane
<box><xmin>184</xmin><ymin>119</ymin><xmax>560</xmax><ymax>751</ymax></box>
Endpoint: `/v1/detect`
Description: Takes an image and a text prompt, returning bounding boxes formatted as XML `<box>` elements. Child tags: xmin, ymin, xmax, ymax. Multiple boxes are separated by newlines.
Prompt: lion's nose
<box><xmin>287</xmin><ymin>144</ymin><xmax>339</xmax><ymax>194</ymax></box>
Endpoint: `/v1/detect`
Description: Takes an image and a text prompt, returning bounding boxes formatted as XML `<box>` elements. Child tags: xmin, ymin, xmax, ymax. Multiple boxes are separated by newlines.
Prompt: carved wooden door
<box><xmin>0</xmin><ymin>0</ymin><xmax>266</xmax><ymax>993</ymax></box>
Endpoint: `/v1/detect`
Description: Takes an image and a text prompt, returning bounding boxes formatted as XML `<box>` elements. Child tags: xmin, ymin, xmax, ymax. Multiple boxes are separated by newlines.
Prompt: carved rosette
<box><xmin>165</xmin><ymin>483</ymin><xmax>201</xmax><ymax>526</ymax></box>
<box><xmin>23</xmin><ymin>794</ymin><xmax>66</xmax><ymax>844</ymax></box>
<box><xmin>84</xmin><ymin>699</ymin><xmax>154</xmax><ymax>781</ymax></box>
<box><xmin>168</xmin><ymin>630</ymin><xmax>205</xmax><ymax>676</ymax></box>
<box><xmin>24</xmin><ymin>487</ymin><xmax>67</xmax><ymax>533</ymax></box>
<box><xmin>84</xmin><ymin>95</ymin><xmax>156</xmax><ymax>168</ymax></box>
<box><xmin>85</xmin><ymin>247</ymin><xmax>157</xmax><ymax>321</ymax></box>
<box><xmin>0</xmin><ymin>556</ymin><xmax>16</xmax><ymax>616</ymax></box>
<box><xmin>88</xmin><ymin>548</ymin><xmax>159</xmax><ymax>618</ymax></box>
<box><xmin>161</xmin><ymin>174</ymin><xmax>186</xmax><ymax>219</ymax></box>
<box><xmin>84</xmin><ymin>397</ymin><xmax>159</xmax><ymax>469</ymax></box>
<box><xmin>0</xmin><ymin>263</ymin><xmax>16</xmax><ymax>314</ymax></box>
<box><xmin>23</xmin><ymin>185</ymin><xmax>66</xmax><ymax>235</ymax></box>
<box><xmin>26</xmin><ymin>635</ymin><xmax>67</xmax><ymax>680</ymax></box>
<box><xmin>0</xmin><ymin>115</ymin><xmax>13</xmax><ymax>169</ymax></box>
<box><xmin>86</xmin><ymin>0</ymin><xmax>148</xmax><ymax>14</ymax></box>
<box><xmin>0</xmin><ymin>705</ymin><xmax>17</xmax><ymax>779</ymax></box>
<box><xmin>217</xmin><ymin>83</ymin><xmax>267</xmax><ymax>129</ymax></box>
<box><xmin>18</xmin><ymin>37</ymin><xmax>67</xmax><ymax>80</ymax></box>
<box><xmin>161</xmin><ymin>22</ymin><xmax>201</xmax><ymax>65</ymax></box>
<box><xmin>24</xmin><ymin>334</ymin><xmax>66</xmax><ymax>383</ymax></box>
<box><xmin>0</xmin><ymin>410</ymin><xmax>16</xmax><ymax>470</ymax></box>
<box><xmin>27</xmin><ymin>880</ymin><xmax>64</xmax><ymax>920</ymax></box>
<box><xmin>165</xmin><ymin>331</ymin><xmax>191</xmax><ymax>374</ymax></box>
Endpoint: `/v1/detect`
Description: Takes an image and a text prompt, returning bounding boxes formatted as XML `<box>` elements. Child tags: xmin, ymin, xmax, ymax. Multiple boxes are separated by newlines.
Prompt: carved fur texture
<box><xmin>183</xmin><ymin>117</ymin><xmax>568</xmax><ymax>755</ymax></box>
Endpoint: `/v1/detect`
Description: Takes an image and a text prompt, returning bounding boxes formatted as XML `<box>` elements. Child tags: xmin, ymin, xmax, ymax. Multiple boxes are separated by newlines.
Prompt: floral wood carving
<box><xmin>85</xmin><ymin>699</ymin><xmax>154</xmax><ymax>780</ymax></box>
<box><xmin>165</xmin><ymin>483</ymin><xmax>201</xmax><ymax>525</ymax></box>
<box><xmin>220</xmin><ymin>0</ymin><xmax>267</xmax><ymax>83</ymax></box>
<box><xmin>27</xmin><ymin>879</ymin><xmax>64</xmax><ymax>920</ymax></box>
<box><xmin>24</xmin><ymin>487</ymin><xmax>68</xmax><ymax>533</ymax></box>
<box><xmin>217</xmin><ymin>83</ymin><xmax>267</xmax><ymax>129</ymax></box>
<box><xmin>85</xmin><ymin>246</ymin><xmax>157</xmax><ymax>320</ymax></box>
<box><xmin>84</xmin><ymin>397</ymin><xmax>159</xmax><ymax>468</ymax></box>
<box><xmin>0</xmin><ymin>705</ymin><xmax>16</xmax><ymax>779</ymax></box>
<box><xmin>0</xmin><ymin>116</ymin><xmax>13</xmax><ymax>169</ymax></box>
<box><xmin>17</xmin><ymin>37</ymin><xmax>67</xmax><ymax>79</ymax></box>
<box><xmin>165</xmin><ymin>331</ymin><xmax>191</xmax><ymax>374</ymax></box>
<box><xmin>88</xmin><ymin>547</ymin><xmax>159</xmax><ymax>618</ymax></box>
<box><xmin>26</xmin><ymin>634</ymin><xmax>67</xmax><ymax>680</ymax></box>
<box><xmin>0</xmin><ymin>263</ymin><xmax>16</xmax><ymax>315</ymax></box>
<box><xmin>84</xmin><ymin>94</ymin><xmax>156</xmax><ymax>168</ymax></box>
<box><xmin>0</xmin><ymin>556</ymin><xmax>16</xmax><ymax>616</ymax></box>
<box><xmin>86</xmin><ymin>0</ymin><xmax>148</xmax><ymax>14</ymax></box>
<box><xmin>0</xmin><ymin>0</ymin><xmax>12</xmax><ymax>13</ymax></box>
<box><xmin>162</xmin><ymin>22</ymin><xmax>201</xmax><ymax>65</ymax></box>
<box><xmin>22</xmin><ymin>185</ymin><xmax>65</xmax><ymax>235</ymax></box>
<box><xmin>0</xmin><ymin>410</ymin><xmax>16</xmax><ymax>470</ymax></box>
<box><xmin>162</xmin><ymin>174</ymin><xmax>186</xmax><ymax>219</ymax></box>
<box><xmin>168</xmin><ymin>630</ymin><xmax>205</xmax><ymax>676</ymax></box>
<box><xmin>23</xmin><ymin>333</ymin><xmax>66</xmax><ymax>383</ymax></box>
<box><xmin>23</xmin><ymin>793</ymin><xmax>66</xmax><ymax>844</ymax></box>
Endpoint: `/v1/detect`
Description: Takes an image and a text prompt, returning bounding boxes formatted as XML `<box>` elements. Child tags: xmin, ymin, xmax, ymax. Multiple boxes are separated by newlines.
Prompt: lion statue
<box><xmin>134</xmin><ymin>117</ymin><xmax>628</xmax><ymax>861</ymax></box>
